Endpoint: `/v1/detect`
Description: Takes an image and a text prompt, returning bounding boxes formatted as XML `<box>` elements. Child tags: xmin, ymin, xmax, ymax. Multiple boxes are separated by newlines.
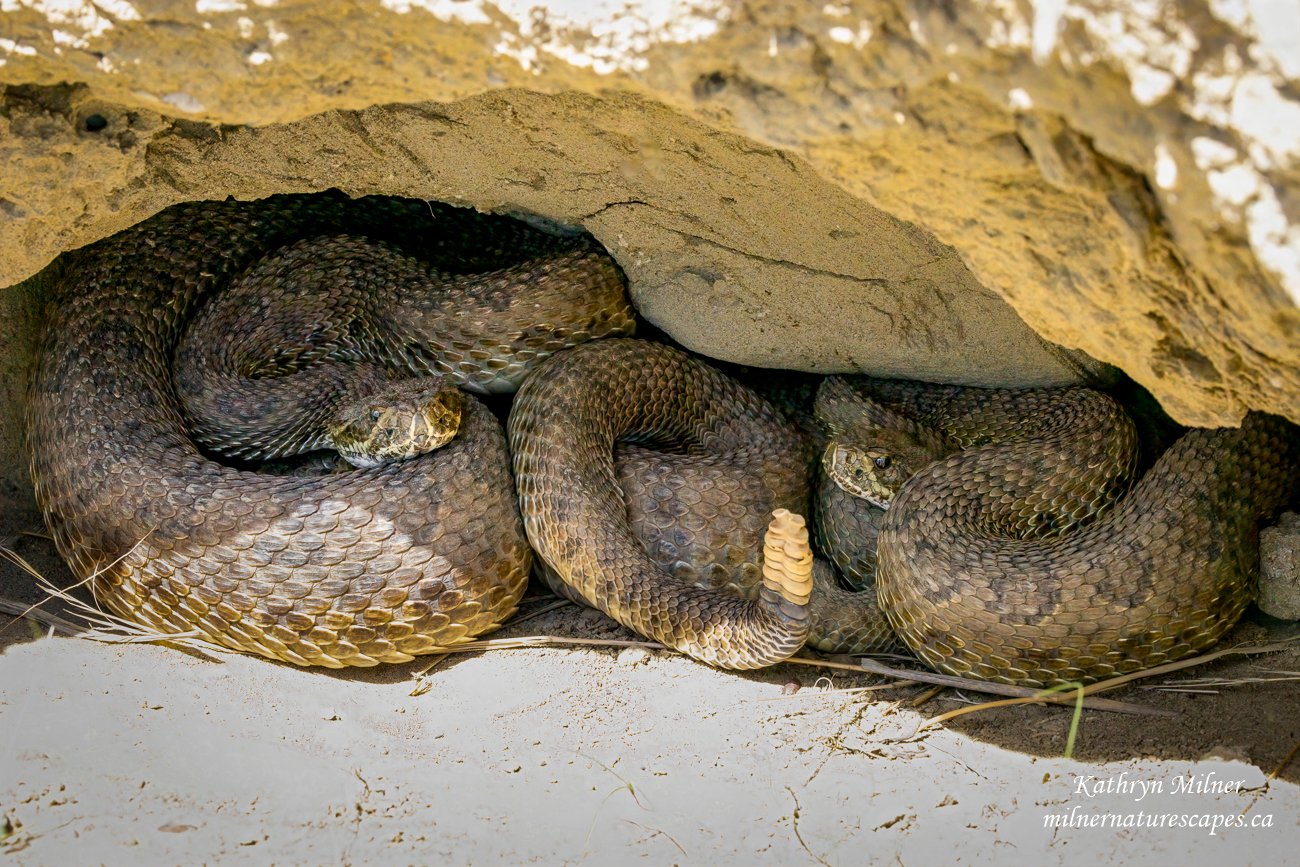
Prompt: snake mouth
<box><xmin>842</xmin><ymin>487</ymin><xmax>891</xmax><ymax>510</ymax></box>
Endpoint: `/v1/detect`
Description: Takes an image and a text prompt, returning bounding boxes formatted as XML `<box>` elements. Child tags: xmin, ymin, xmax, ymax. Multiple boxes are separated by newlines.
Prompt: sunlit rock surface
<box><xmin>2</xmin><ymin>1</ymin><xmax>1297</xmax><ymax>433</ymax></box>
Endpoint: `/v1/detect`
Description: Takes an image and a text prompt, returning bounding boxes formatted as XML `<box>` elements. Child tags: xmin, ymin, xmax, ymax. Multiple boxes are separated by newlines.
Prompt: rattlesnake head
<box><xmin>328</xmin><ymin>377</ymin><xmax>466</xmax><ymax>468</ymax></box>
<box><xmin>816</xmin><ymin>375</ymin><xmax>954</xmax><ymax>509</ymax></box>
<box><xmin>821</xmin><ymin>428</ymin><xmax>949</xmax><ymax>509</ymax></box>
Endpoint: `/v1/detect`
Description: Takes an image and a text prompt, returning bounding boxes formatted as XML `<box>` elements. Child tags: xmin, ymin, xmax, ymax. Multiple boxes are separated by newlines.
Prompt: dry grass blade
<box><xmin>759</xmin><ymin>681</ymin><xmax>918</xmax><ymax>701</ymax></box>
<box><xmin>920</xmin><ymin>637</ymin><xmax>1300</xmax><ymax>729</ymax></box>
<box><xmin>794</xmin><ymin>655</ymin><xmax>1172</xmax><ymax>717</ymax></box>
<box><xmin>0</xmin><ymin>539</ymin><xmax>224</xmax><ymax>656</ymax></box>
<box><xmin>923</xmin><ymin>690</ymin><xmax>1084</xmax><ymax>729</ymax></box>
<box><xmin>910</xmin><ymin>684</ymin><xmax>948</xmax><ymax>707</ymax></box>
<box><xmin>505</xmin><ymin>598</ymin><xmax>574</xmax><ymax>628</ymax></box>
<box><xmin>1082</xmin><ymin>637</ymin><xmax>1300</xmax><ymax>695</ymax></box>
<box><xmin>1148</xmin><ymin>688</ymin><xmax>1220</xmax><ymax>695</ymax></box>
<box><xmin>0</xmin><ymin>597</ymin><xmax>84</xmax><ymax>636</ymax></box>
<box><xmin>442</xmin><ymin>634</ymin><xmax>665</xmax><ymax>653</ymax></box>
<box><xmin>1269</xmin><ymin>739</ymin><xmax>1300</xmax><ymax>781</ymax></box>
<box><xmin>1146</xmin><ymin>670</ymin><xmax>1300</xmax><ymax>692</ymax></box>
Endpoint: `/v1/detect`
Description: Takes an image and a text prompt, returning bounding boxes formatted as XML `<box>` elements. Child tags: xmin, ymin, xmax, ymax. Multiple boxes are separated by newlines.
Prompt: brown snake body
<box><xmin>26</xmin><ymin>193</ymin><xmax>1298</xmax><ymax>683</ymax></box>
<box><xmin>27</xmin><ymin>192</ymin><xmax>633</xmax><ymax>667</ymax></box>
<box><xmin>513</xmin><ymin>342</ymin><xmax>1299</xmax><ymax>683</ymax></box>
<box><xmin>508</xmin><ymin>339</ymin><xmax>818</xmax><ymax>668</ymax></box>
<box><xmin>510</xmin><ymin>339</ymin><xmax>900</xmax><ymax>666</ymax></box>
<box><xmin>806</xmin><ymin>377</ymin><xmax>1300</xmax><ymax>685</ymax></box>
<box><xmin>856</xmin><ymin>380</ymin><xmax>1300</xmax><ymax>686</ymax></box>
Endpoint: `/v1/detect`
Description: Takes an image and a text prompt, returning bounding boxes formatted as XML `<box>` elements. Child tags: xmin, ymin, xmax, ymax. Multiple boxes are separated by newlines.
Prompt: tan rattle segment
<box><xmin>761</xmin><ymin>509</ymin><xmax>814</xmax><ymax>607</ymax></box>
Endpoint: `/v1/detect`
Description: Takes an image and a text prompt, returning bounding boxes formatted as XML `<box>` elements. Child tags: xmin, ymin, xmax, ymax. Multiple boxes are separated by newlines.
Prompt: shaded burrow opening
<box><xmin>13</xmin><ymin>186</ymin><xmax>1185</xmax><ymax>476</ymax></box>
<box><xmin>1</xmin><ymin>85</ymin><xmax>1297</xmax><ymax>772</ymax></box>
<box><xmin>6</xmin><ymin>187</ymin><xmax>1299</xmax><ymax>777</ymax></box>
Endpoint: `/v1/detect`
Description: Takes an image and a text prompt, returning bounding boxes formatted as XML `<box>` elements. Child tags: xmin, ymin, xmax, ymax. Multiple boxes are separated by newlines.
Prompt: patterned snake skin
<box><xmin>819</xmin><ymin>377</ymin><xmax>1300</xmax><ymax>686</ymax></box>
<box><xmin>27</xmin><ymin>192</ymin><xmax>634</xmax><ymax>667</ymax></box>
<box><xmin>27</xmin><ymin>193</ymin><xmax>1298</xmax><ymax>683</ymax></box>
<box><xmin>512</xmin><ymin>342</ymin><xmax>1298</xmax><ymax>684</ymax></box>
<box><xmin>509</xmin><ymin>339</ymin><xmax>899</xmax><ymax>667</ymax></box>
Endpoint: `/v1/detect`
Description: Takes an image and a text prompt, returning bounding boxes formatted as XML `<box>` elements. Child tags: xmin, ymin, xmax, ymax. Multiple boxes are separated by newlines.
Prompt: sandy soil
<box><xmin>2</xmin><ymin>507</ymin><xmax>1298</xmax><ymax>867</ymax></box>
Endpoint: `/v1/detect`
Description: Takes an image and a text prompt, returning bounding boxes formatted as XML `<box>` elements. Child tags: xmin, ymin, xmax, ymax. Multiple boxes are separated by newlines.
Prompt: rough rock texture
<box><xmin>1260</xmin><ymin>511</ymin><xmax>1300</xmax><ymax>621</ymax></box>
<box><xmin>2</xmin><ymin>0</ymin><xmax>1298</xmax><ymax>435</ymax></box>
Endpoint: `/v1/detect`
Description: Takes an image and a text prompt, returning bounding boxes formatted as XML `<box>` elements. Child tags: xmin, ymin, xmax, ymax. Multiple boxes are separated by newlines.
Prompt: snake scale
<box><xmin>812</xmin><ymin>377</ymin><xmax>1300</xmax><ymax>685</ymax></box>
<box><xmin>27</xmin><ymin>192</ymin><xmax>634</xmax><ymax>667</ymax></box>
<box><xmin>27</xmin><ymin>192</ymin><xmax>1300</xmax><ymax>685</ymax></box>
<box><xmin>511</xmin><ymin>340</ymin><xmax>1300</xmax><ymax>684</ymax></box>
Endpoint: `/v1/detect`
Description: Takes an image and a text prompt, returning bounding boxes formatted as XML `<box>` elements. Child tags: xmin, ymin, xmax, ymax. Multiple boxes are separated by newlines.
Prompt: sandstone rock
<box><xmin>1260</xmin><ymin>512</ymin><xmax>1300</xmax><ymax>621</ymax></box>
<box><xmin>2</xmin><ymin>0</ymin><xmax>1297</xmax><ymax>437</ymax></box>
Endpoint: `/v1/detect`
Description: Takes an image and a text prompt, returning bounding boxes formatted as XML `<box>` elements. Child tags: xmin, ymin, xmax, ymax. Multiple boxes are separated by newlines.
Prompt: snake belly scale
<box><xmin>27</xmin><ymin>192</ymin><xmax>634</xmax><ymax>667</ymax></box>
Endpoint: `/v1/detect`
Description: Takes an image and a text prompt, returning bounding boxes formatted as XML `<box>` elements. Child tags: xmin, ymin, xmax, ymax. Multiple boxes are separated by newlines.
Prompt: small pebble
<box><xmin>1259</xmin><ymin>512</ymin><xmax>1300</xmax><ymax>620</ymax></box>
<box><xmin>617</xmin><ymin>647</ymin><xmax>651</xmax><ymax>666</ymax></box>
<box><xmin>781</xmin><ymin>681</ymin><xmax>801</xmax><ymax>695</ymax></box>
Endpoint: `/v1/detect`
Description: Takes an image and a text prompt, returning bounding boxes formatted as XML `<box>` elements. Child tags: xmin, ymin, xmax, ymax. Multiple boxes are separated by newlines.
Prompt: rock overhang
<box><xmin>1</xmin><ymin>0</ymin><xmax>1296</xmax><ymax>438</ymax></box>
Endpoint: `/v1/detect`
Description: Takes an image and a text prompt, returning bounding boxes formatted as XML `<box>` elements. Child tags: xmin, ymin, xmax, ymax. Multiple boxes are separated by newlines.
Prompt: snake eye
<box><xmin>369</xmin><ymin>409</ymin><xmax>382</xmax><ymax>422</ymax></box>
<box><xmin>874</xmin><ymin>455</ymin><xmax>891</xmax><ymax>470</ymax></box>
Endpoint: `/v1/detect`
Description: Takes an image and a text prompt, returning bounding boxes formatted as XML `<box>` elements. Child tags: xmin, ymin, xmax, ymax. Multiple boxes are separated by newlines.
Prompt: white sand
<box><xmin>3</xmin><ymin>605</ymin><xmax>1296</xmax><ymax>866</ymax></box>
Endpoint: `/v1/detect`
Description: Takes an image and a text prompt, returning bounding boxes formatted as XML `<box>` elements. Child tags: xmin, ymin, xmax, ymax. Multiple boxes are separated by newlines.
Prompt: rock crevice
<box><xmin>2</xmin><ymin>1</ymin><xmax>1297</xmax><ymax>452</ymax></box>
